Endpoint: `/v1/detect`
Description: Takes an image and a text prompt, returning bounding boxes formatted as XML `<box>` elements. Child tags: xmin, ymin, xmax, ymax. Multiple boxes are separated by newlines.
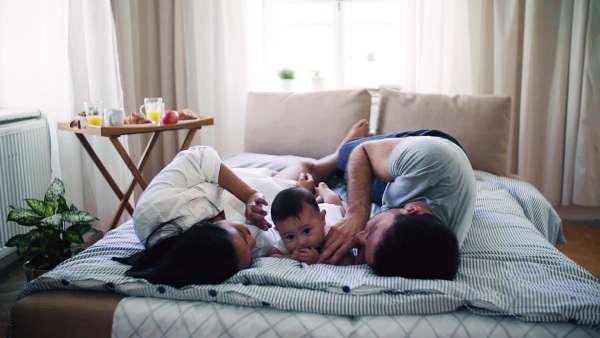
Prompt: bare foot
<box><xmin>297</xmin><ymin>173</ymin><xmax>316</xmax><ymax>192</ymax></box>
<box><xmin>338</xmin><ymin>119</ymin><xmax>370</xmax><ymax>150</ymax></box>
<box><xmin>315</xmin><ymin>182</ymin><xmax>343</xmax><ymax>208</ymax></box>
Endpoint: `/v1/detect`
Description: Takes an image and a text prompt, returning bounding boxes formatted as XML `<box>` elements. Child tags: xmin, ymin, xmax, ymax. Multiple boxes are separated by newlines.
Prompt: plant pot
<box><xmin>280</xmin><ymin>79</ymin><xmax>294</xmax><ymax>92</ymax></box>
<box><xmin>310</xmin><ymin>77</ymin><xmax>324</xmax><ymax>91</ymax></box>
<box><xmin>23</xmin><ymin>262</ymin><xmax>50</xmax><ymax>282</ymax></box>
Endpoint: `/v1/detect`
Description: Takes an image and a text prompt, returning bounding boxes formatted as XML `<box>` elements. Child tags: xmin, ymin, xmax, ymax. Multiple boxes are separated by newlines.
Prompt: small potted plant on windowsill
<box><xmin>277</xmin><ymin>68</ymin><xmax>295</xmax><ymax>91</ymax></box>
<box><xmin>4</xmin><ymin>178</ymin><xmax>100</xmax><ymax>281</ymax></box>
<box><xmin>309</xmin><ymin>70</ymin><xmax>324</xmax><ymax>91</ymax></box>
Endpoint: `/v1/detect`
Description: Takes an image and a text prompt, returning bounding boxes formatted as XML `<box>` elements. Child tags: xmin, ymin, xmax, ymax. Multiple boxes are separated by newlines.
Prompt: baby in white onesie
<box><xmin>267</xmin><ymin>182</ymin><xmax>354</xmax><ymax>266</ymax></box>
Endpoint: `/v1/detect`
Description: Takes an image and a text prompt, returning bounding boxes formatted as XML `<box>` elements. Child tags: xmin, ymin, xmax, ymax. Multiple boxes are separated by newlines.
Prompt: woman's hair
<box><xmin>271</xmin><ymin>187</ymin><xmax>320</xmax><ymax>222</ymax></box>
<box><xmin>113</xmin><ymin>221</ymin><xmax>239</xmax><ymax>288</ymax></box>
<box><xmin>372</xmin><ymin>213</ymin><xmax>460</xmax><ymax>280</ymax></box>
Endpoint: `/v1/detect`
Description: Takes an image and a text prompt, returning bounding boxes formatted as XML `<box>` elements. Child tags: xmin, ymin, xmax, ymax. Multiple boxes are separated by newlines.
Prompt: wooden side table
<box><xmin>58</xmin><ymin>114</ymin><xmax>214</xmax><ymax>229</ymax></box>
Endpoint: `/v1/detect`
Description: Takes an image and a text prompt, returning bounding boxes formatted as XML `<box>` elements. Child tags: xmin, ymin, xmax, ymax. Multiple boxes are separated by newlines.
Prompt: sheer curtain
<box><xmin>181</xmin><ymin>0</ymin><xmax>600</xmax><ymax>212</ymax></box>
<box><xmin>402</xmin><ymin>0</ymin><xmax>599</xmax><ymax>213</ymax></box>
<box><xmin>111</xmin><ymin>0</ymin><xmax>599</xmax><ymax>215</ymax></box>
<box><xmin>0</xmin><ymin>0</ymin><xmax>131</xmax><ymax>232</ymax></box>
<box><xmin>183</xmin><ymin>0</ymin><xmax>252</xmax><ymax>156</ymax></box>
<box><xmin>111</xmin><ymin>0</ymin><xmax>192</xmax><ymax>200</ymax></box>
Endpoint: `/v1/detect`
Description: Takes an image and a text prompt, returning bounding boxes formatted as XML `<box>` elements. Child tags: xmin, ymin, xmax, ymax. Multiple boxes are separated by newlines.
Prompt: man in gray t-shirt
<box><xmin>318</xmin><ymin>133</ymin><xmax>476</xmax><ymax>280</ymax></box>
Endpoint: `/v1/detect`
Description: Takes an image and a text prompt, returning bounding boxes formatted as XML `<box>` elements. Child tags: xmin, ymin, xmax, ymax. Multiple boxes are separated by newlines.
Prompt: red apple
<box><xmin>161</xmin><ymin>109</ymin><xmax>179</xmax><ymax>125</ymax></box>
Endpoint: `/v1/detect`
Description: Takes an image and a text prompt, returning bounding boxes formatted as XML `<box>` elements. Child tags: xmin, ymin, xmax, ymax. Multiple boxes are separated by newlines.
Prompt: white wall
<box><xmin>0</xmin><ymin>0</ymin><xmax>44</xmax><ymax>108</ymax></box>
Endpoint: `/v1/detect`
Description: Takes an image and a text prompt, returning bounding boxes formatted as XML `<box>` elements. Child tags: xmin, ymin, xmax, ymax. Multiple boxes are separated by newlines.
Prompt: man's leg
<box><xmin>274</xmin><ymin>120</ymin><xmax>370</xmax><ymax>184</ymax></box>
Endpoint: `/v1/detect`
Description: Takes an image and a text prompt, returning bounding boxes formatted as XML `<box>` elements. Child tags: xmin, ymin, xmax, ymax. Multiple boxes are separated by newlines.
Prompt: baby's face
<box><xmin>275</xmin><ymin>203</ymin><xmax>326</xmax><ymax>253</ymax></box>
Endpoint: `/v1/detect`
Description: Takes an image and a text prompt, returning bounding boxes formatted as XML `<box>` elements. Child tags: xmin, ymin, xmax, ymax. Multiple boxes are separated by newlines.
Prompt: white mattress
<box><xmin>113</xmin><ymin>297</ymin><xmax>600</xmax><ymax>337</ymax></box>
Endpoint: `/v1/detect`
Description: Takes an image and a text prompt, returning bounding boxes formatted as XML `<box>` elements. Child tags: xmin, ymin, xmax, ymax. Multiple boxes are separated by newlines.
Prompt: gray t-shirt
<box><xmin>381</xmin><ymin>136</ymin><xmax>477</xmax><ymax>246</ymax></box>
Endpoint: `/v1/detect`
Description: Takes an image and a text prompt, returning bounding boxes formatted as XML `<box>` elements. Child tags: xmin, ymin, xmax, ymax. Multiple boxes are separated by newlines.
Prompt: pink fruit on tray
<box><xmin>161</xmin><ymin>109</ymin><xmax>179</xmax><ymax>125</ymax></box>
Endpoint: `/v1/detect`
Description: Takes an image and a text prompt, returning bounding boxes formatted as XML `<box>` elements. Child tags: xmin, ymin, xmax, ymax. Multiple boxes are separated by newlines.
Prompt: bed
<box><xmin>8</xmin><ymin>88</ymin><xmax>600</xmax><ymax>337</ymax></box>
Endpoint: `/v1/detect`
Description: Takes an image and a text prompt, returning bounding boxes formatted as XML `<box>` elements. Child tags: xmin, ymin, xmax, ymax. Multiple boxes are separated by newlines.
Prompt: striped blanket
<box><xmin>16</xmin><ymin>171</ymin><xmax>600</xmax><ymax>328</ymax></box>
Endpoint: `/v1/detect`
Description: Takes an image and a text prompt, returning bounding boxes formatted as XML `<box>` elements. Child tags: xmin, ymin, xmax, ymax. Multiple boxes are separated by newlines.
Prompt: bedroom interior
<box><xmin>0</xmin><ymin>0</ymin><xmax>599</xmax><ymax>337</ymax></box>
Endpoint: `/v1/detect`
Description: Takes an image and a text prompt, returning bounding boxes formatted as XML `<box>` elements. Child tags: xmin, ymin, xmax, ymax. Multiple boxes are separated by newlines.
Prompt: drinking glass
<box><xmin>84</xmin><ymin>101</ymin><xmax>104</xmax><ymax>126</ymax></box>
<box><xmin>139</xmin><ymin>98</ymin><xmax>163</xmax><ymax>123</ymax></box>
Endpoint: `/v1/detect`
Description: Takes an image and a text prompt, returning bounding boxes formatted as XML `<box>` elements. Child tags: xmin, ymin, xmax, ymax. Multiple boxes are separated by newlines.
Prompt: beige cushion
<box><xmin>377</xmin><ymin>87</ymin><xmax>512</xmax><ymax>176</ymax></box>
<box><xmin>245</xmin><ymin>89</ymin><xmax>371</xmax><ymax>159</ymax></box>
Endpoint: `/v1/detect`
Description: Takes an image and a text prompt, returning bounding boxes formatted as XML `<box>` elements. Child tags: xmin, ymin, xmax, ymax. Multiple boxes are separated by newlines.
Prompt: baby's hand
<box><xmin>297</xmin><ymin>247</ymin><xmax>320</xmax><ymax>265</ymax></box>
<box><xmin>297</xmin><ymin>173</ymin><xmax>316</xmax><ymax>192</ymax></box>
<box><xmin>290</xmin><ymin>249</ymin><xmax>301</xmax><ymax>261</ymax></box>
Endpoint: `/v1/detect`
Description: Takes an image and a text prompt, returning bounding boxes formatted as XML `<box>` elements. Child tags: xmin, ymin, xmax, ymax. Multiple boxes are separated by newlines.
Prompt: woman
<box><xmin>114</xmin><ymin>120</ymin><xmax>370</xmax><ymax>287</ymax></box>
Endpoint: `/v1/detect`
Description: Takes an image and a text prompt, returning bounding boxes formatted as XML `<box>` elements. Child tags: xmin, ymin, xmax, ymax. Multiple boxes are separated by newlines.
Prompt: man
<box><xmin>318</xmin><ymin>130</ymin><xmax>477</xmax><ymax>280</ymax></box>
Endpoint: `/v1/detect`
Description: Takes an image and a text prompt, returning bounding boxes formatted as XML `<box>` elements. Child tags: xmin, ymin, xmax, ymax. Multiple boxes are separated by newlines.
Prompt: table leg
<box><xmin>108</xmin><ymin>132</ymin><xmax>161</xmax><ymax>229</ymax></box>
<box><xmin>180</xmin><ymin>128</ymin><xmax>198</xmax><ymax>151</ymax></box>
<box><xmin>109</xmin><ymin>137</ymin><xmax>148</xmax><ymax>190</ymax></box>
<box><xmin>75</xmin><ymin>134</ymin><xmax>135</xmax><ymax>215</ymax></box>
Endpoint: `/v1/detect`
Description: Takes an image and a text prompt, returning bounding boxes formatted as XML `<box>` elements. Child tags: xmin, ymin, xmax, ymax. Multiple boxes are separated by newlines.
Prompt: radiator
<box><xmin>0</xmin><ymin>118</ymin><xmax>52</xmax><ymax>259</ymax></box>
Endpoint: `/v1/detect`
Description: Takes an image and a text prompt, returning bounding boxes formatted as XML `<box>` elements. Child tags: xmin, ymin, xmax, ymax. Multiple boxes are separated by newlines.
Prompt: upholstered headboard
<box><xmin>377</xmin><ymin>87</ymin><xmax>512</xmax><ymax>177</ymax></box>
<box><xmin>244</xmin><ymin>89</ymin><xmax>372</xmax><ymax>159</ymax></box>
<box><xmin>240</xmin><ymin>87</ymin><xmax>512</xmax><ymax>177</ymax></box>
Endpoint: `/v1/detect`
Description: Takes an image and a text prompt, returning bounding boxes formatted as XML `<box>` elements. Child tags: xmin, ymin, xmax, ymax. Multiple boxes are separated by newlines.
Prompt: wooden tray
<box><xmin>58</xmin><ymin>110</ymin><xmax>214</xmax><ymax>137</ymax></box>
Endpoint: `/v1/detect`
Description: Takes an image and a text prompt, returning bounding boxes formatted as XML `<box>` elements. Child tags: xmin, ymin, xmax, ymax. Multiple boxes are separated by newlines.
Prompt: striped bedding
<box><xmin>15</xmin><ymin>171</ymin><xmax>600</xmax><ymax>330</ymax></box>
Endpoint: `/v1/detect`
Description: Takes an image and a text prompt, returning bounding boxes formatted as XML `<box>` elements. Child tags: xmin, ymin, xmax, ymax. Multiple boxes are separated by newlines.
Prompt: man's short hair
<box><xmin>372</xmin><ymin>213</ymin><xmax>460</xmax><ymax>280</ymax></box>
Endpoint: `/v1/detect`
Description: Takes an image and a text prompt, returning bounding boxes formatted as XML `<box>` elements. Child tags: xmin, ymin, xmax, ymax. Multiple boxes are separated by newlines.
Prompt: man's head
<box><xmin>354</xmin><ymin>202</ymin><xmax>460</xmax><ymax>280</ymax></box>
<box><xmin>271</xmin><ymin>187</ymin><xmax>327</xmax><ymax>253</ymax></box>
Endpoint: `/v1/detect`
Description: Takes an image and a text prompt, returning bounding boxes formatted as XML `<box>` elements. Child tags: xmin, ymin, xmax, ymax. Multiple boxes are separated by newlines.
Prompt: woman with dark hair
<box><xmin>114</xmin><ymin>120</ymin><xmax>370</xmax><ymax>287</ymax></box>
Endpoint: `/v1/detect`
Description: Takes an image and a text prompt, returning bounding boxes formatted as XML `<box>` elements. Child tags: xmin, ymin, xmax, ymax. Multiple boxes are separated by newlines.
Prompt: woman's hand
<box><xmin>245</xmin><ymin>192</ymin><xmax>271</xmax><ymax>230</ymax></box>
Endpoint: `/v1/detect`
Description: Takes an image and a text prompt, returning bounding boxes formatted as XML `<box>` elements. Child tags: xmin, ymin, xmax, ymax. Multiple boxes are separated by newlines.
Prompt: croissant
<box><xmin>124</xmin><ymin>114</ymin><xmax>152</xmax><ymax>125</ymax></box>
<box><xmin>178</xmin><ymin>109</ymin><xmax>197</xmax><ymax>120</ymax></box>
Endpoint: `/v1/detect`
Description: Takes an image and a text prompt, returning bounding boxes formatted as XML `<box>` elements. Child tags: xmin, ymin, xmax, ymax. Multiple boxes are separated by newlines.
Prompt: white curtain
<box><xmin>400</xmin><ymin>0</ymin><xmax>599</xmax><ymax>209</ymax></box>
<box><xmin>0</xmin><ymin>0</ymin><xmax>131</xmax><ymax>232</ymax></box>
<box><xmin>113</xmin><ymin>0</ymin><xmax>599</xmax><ymax>211</ymax></box>
<box><xmin>111</xmin><ymin>0</ymin><xmax>191</xmax><ymax>200</ymax></box>
<box><xmin>183</xmin><ymin>0</ymin><xmax>252</xmax><ymax>157</ymax></box>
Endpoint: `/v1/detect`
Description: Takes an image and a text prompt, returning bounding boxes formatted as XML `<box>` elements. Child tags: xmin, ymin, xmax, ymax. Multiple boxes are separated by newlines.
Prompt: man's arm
<box><xmin>318</xmin><ymin>138</ymin><xmax>401</xmax><ymax>264</ymax></box>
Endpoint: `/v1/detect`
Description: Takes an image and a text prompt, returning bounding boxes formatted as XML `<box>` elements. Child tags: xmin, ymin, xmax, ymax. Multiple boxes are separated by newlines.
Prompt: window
<box><xmin>264</xmin><ymin>0</ymin><xmax>408</xmax><ymax>91</ymax></box>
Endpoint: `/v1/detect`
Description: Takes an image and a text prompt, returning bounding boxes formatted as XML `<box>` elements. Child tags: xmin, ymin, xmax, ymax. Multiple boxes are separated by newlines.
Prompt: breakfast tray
<box><xmin>57</xmin><ymin>112</ymin><xmax>214</xmax><ymax>137</ymax></box>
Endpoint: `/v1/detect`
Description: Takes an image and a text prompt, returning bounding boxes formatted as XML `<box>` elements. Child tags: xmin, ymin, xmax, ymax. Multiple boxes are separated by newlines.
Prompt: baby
<box><xmin>267</xmin><ymin>174</ymin><xmax>354</xmax><ymax>265</ymax></box>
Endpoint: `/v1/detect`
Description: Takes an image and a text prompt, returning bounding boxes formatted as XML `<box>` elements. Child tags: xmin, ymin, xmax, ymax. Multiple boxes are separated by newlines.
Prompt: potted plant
<box><xmin>4</xmin><ymin>178</ymin><xmax>100</xmax><ymax>281</ymax></box>
<box><xmin>309</xmin><ymin>70</ymin><xmax>324</xmax><ymax>91</ymax></box>
<box><xmin>277</xmin><ymin>68</ymin><xmax>295</xmax><ymax>91</ymax></box>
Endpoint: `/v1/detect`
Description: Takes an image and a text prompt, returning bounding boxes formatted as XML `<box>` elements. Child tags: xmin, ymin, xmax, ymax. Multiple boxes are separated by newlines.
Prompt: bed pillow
<box><xmin>377</xmin><ymin>87</ymin><xmax>512</xmax><ymax>177</ymax></box>
<box><xmin>245</xmin><ymin>89</ymin><xmax>371</xmax><ymax>159</ymax></box>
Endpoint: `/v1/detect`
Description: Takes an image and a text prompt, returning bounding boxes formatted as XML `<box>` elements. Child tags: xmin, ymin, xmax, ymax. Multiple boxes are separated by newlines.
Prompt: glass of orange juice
<box><xmin>84</xmin><ymin>100</ymin><xmax>104</xmax><ymax>126</ymax></box>
<box><xmin>146</xmin><ymin>102</ymin><xmax>164</xmax><ymax>124</ymax></box>
<box><xmin>139</xmin><ymin>98</ymin><xmax>163</xmax><ymax>124</ymax></box>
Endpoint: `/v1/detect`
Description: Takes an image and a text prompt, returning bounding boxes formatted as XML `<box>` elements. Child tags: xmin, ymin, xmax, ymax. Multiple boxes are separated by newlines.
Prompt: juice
<box><xmin>147</xmin><ymin>111</ymin><xmax>162</xmax><ymax>123</ymax></box>
<box><xmin>87</xmin><ymin>116</ymin><xmax>103</xmax><ymax>126</ymax></box>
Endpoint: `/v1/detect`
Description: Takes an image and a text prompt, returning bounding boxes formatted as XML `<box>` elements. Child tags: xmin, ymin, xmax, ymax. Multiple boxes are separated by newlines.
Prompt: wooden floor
<box><xmin>556</xmin><ymin>221</ymin><xmax>600</xmax><ymax>278</ymax></box>
<box><xmin>0</xmin><ymin>257</ymin><xmax>27</xmax><ymax>338</ymax></box>
<box><xmin>0</xmin><ymin>222</ymin><xmax>599</xmax><ymax>337</ymax></box>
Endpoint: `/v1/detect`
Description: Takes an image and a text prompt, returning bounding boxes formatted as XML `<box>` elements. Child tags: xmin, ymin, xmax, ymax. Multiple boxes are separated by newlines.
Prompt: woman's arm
<box><xmin>218</xmin><ymin>164</ymin><xmax>271</xmax><ymax>230</ymax></box>
<box><xmin>133</xmin><ymin>146</ymin><xmax>223</xmax><ymax>242</ymax></box>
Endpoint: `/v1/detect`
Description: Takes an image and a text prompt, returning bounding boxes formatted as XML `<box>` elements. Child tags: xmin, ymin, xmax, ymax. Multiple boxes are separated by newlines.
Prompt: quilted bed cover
<box><xmin>11</xmin><ymin>171</ymin><xmax>600</xmax><ymax>337</ymax></box>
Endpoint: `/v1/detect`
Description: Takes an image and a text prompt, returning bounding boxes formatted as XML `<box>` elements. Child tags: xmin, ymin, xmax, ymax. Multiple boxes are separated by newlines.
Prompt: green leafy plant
<box><xmin>4</xmin><ymin>178</ymin><xmax>100</xmax><ymax>270</ymax></box>
<box><xmin>277</xmin><ymin>68</ymin><xmax>295</xmax><ymax>80</ymax></box>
